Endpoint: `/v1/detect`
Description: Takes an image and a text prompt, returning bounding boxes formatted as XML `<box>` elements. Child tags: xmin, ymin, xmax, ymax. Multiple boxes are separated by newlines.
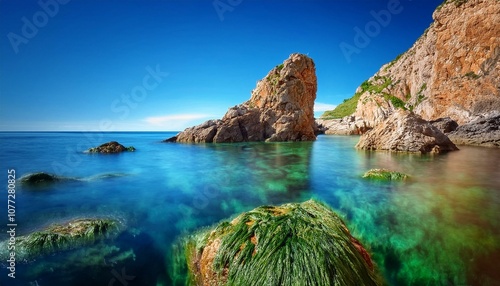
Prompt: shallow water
<box><xmin>0</xmin><ymin>132</ymin><xmax>499</xmax><ymax>285</ymax></box>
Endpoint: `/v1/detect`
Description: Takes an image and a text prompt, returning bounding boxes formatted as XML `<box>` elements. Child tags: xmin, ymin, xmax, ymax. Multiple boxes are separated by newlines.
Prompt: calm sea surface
<box><xmin>0</xmin><ymin>132</ymin><xmax>499</xmax><ymax>285</ymax></box>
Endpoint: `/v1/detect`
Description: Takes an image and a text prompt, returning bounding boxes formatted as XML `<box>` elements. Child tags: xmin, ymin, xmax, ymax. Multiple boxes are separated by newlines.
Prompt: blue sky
<box><xmin>0</xmin><ymin>0</ymin><xmax>442</xmax><ymax>131</ymax></box>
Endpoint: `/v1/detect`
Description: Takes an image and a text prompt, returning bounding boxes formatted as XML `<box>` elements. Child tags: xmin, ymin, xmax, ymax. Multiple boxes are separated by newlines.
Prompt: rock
<box><xmin>87</xmin><ymin>141</ymin><xmax>136</xmax><ymax>153</ymax></box>
<box><xmin>430</xmin><ymin>117</ymin><xmax>458</xmax><ymax>133</ymax></box>
<box><xmin>362</xmin><ymin>169</ymin><xmax>409</xmax><ymax>181</ymax></box>
<box><xmin>167</xmin><ymin>53</ymin><xmax>317</xmax><ymax>143</ymax></box>
<box><xmin>322</xmin><ymin>0</ymin><xmax>500</xmax><ymax>129</ymax></box>
<box><xmin>317</xmin><ymin>116</ymin><xmax>371</xmax><ymax>135</ymax></box>
<box><xmin>180</xmin><ymin>200</ymin><xmax>382</xmax><ymax>286</ymax></box>
<box><xmin>356</xmin><ymin>110</ymin><xmax>459</xmax><ymax>154</ymax></box>
<box><xmin>1</xmin><ymin>218</ymin><xmax>120</xmax><ymax>259</ymax></box>
<box><xmin>19</xmin><ymin>172</ymin><xmax>64</xmax><ymax>186</ymax></box>
<box><xmin>448</xmin><ymin>113</ymin><xmax>500</xmax><ymax>147</ymax></box>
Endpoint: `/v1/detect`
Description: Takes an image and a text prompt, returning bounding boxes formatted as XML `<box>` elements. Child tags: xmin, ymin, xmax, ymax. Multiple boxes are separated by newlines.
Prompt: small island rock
<box><xmin>356</xmin><ymin>110</ymin><xmax>459</xmax><ymax>154</ymax></box>
<box><xmin>87</xmin><ymin>141</ymin><xmax>136</xmax><ymax>153</ymax></box>
<box><xmin>181</xmin><ymin>200</ymin><xmax>382</xmax><ymax>286</ymax></box>
<box><xmin>166</xmin><ymin>53</ymin><xmax>317</xmax><ymax>143</ymax></box>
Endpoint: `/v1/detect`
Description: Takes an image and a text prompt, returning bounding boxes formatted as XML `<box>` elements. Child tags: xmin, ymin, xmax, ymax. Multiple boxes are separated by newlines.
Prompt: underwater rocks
<box><xmin>356</xmin><ymin>110</ymin><xmax>459</xmax><ymax>154</ymax></box>
<box><xmin>87</xmin><ymin>141</ymin><xmax>136</xmax><ymax>153</ymax></box>
<box><xmin>8</xmin><ymin>218</ymin><xmax>120</xmax><ymax>259</ymax></box>
<box><xmin>362</xmin><ymin>169</ymin><xmax>409</xmax><ymax>181</ymax></box>
<box><xmin>182</xmin><ymin>200</ymin><xmax>382</xmax><ymax>286</ymax></box>
<box><xmin>18</xmin><ymin>172</ymin><xmax>68</xmax><ymax>186</ymax></box>
<box><xmin>167</xmin><ymin>53</ymin><xmax>317</xmax><ymax>143</ymax></box>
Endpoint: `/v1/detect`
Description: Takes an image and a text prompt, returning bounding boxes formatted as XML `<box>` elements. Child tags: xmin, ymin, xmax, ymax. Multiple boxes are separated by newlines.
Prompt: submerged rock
<box><xmin>356</xmin><ymin>110</ymin><xmax>459</xmax><ymax>154</ymax></box>
<box><xmin>18</xmin><ymin>172</ymin><xmax>65</xmax><ymax>186</ymax></box>
<box><xmin>167</xmin><ymin>53</ymin><xmax>317</xmax><ymax>143</ymax></box>
<box><xmin>87</xmin><ymin>141</ymin><xmax>136</xmax><ymax>153</ymax></box>
<box><xmin>362</xmin><ymin>169</ymin><xmax>409</xmax><ymax>181</ymax></box>
<box><xmin>7</xmin><ymin>218</ymin><xmax>120</xmax><ymax>259</ymax></box>
<box><xmin>448</xmin><ymin>113</ymin><xmax>500</xmax><ymax>147</ymax></box>
<box><xmin>181</xmin><ymin>200</ymin><xmax>382</xmax><ymax>286</ymax></box>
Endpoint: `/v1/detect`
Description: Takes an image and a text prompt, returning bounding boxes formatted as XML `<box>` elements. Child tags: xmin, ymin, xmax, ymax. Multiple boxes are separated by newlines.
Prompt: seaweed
<box><xmin>181</xmin><ymin>200</ymin><xmax>382</xmax><ymax>286</ymax></box>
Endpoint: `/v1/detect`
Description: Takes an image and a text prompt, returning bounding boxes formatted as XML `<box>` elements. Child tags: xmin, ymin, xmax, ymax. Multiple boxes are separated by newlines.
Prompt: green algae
<box><xmin>177</xmin><ymin>200</ymin><xmax>383</xmax><ymax>286</ymax></box>
<box><xmin>362</xmin><ymin>169</ymin><xmax>409</xmax><ymax>181</ymax></box>
<box><xmin>11</xmin><ymin>219</ymin><xmax>120</xmax><ymax>259</ymax></box>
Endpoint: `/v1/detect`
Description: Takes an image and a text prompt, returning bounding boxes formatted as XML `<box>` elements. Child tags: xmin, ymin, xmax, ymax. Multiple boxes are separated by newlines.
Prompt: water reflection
<box><xmin>321</xmin><ymin>141</ymin><xmax>500</xmax><ymax>285</ymax></box>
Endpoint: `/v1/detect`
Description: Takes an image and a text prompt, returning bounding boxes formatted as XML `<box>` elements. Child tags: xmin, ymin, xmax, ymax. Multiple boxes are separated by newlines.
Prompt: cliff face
<box><xmin>332</xmin><ymin>0</ymin><xmax>500</xmax><ymax>127</ymax></box>
<box><xmin>168</xmin><ymin>53</ymin><xmax>317</xmax><ymax>143</ymax></box>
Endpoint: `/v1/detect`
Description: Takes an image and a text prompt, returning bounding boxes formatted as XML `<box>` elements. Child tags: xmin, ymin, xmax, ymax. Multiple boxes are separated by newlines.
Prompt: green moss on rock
<box><xmin>179</xmin><ymin>200</ymin><xmax>382</xmax><ymax>286</ymax></box>
<box><xmin>18</xmin><ymin>172</ymin><xmax>62</xmax><ymax>186</ymax></box>
<box><xmin>12</xmin><ymin>218</ymin><xmax>120</xmax><ymax>258</ymax></box>
<box><xmin>362</xmin><ymin>169</ymin><xmax>409</xmax><ymax>181</ymax></box>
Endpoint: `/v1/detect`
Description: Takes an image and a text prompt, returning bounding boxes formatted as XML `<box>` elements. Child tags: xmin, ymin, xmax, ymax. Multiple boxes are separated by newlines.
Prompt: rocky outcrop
<box><xmin>181</xmin><ymin>200</ymin><xmax>382</xmax><ymax>286</ymax></box>
<box><xmin>167</xmin><ymin>53</ymin><xmax>317</xmax><ymax>143</ymax></box>
<box><xmin>356</xmin><ymin>110</ymin><xmax>459</xmax><ymax>154</ymax></box>
<box><xmin>323</xmin><ymin>0</ymin><xmax>500</xmax><ymax>139</ymax></box>
<box><xmin>448</xmin><ymin>113</ymin><xmax>500</xmax><ymax>147</ymax></box>
<box><xmin>316</xmin><ymin>116</ymin><xmax>371</xmax><ymax>135</ymax></box>
<box><xmin>87</xmin><ymin>141</ymin><xmax>136</xmax><ymax>153</ymax></box>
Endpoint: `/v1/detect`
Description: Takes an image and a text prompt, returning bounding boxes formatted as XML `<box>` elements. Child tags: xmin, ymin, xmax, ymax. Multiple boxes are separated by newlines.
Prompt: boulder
<box><xmin>429</xmin><ymin>117</ymin><xmax>458</xmax><ymax>133</ymax></box>
<box><xmin>1</xmin><ymin>218</ymin><xmax>120</xmax><ymax>259</ymax></box>
<box><xmin>362</xmin><ymin>169</ymin><xmax>409</xmax><ymax>181</ymax></box>
<box><xmin>181</xmin><ymin>200</ymin><xmax>382</xmax><ymax>286</ymax></box>
<box><xmin>87</xmin><ymin>141</ymin><xmax>136</xmax><ymax>153</ymax></box>
<box><xmin>355</xmin><ymin>110</ymin><xmax>459</xmax><ymax>154</ymax></box>
<box><xmin>166</xmin><ymin>53</ymin><xmax>317</xmax><ymax>143</ymax></box>
<box><xmin>19</xmin><ymin>172</ymin><xmax>64</xmax><ymax>186</ymax></box>
<box><xmin>317</xmin><ymin>116</ymin><xmax>371</xmax><ymax>135</ymax></box>
<box><xmin>448</xmin><ymin>113</ymin><xmax>500</xmax><ymax>147</ymax></box>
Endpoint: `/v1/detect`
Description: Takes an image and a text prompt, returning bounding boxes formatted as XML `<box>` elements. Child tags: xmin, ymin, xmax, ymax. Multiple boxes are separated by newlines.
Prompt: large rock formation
<box><xmin>180</xmin><ymin>200</ymin><xmax>382</xmax><ymax>286</ymax></box>
<box><xmin>167</xmin><ymin>53</ymin><xmax>317</xmax><ymax>143</ymax></box>
<box><xmin>356</xmin><ymin>110</ymin><xmax>459</xmax><ymax>154</ymax></box>
<box><xmin>448</xmin><ymin>113</ymin><xmax>500</xmax><ymax>147</ymax></box>
<box><xmin>322</xmin><ymin>0</ymin><xmax>500</xmax><ymax>141</ymax></box>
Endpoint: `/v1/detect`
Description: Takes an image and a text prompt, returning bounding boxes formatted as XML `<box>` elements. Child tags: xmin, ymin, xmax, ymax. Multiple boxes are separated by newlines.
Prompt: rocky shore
<box><xmin>319</xmin><ymin>0</ymin><xmax>500</xmax><ymax>148</ymax></box>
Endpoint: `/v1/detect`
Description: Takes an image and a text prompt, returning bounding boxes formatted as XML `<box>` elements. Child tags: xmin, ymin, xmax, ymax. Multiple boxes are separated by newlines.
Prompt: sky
<box><xmin>0</xmin><ymin>0</ymin><xmax>443</xmax><ymax>131</ymax></box>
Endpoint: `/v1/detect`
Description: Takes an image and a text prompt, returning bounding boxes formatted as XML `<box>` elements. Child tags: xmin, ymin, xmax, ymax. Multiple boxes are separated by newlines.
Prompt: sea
<box><xmin>0</xmin><ymin>131</ymin><xmax>499</xmax><ymax>286</ymax></box>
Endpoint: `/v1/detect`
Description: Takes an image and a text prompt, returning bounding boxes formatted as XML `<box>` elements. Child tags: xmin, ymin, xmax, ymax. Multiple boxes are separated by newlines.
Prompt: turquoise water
<box><xmin>0</xmin><ymin>132</ymin><xmax>499</xmax><ymax>285</ymax></box>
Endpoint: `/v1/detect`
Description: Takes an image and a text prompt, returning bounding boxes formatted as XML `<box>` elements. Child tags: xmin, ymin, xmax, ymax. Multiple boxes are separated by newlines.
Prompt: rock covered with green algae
<box><xmin>181</xmin><ymin>200</ymin><xmax>383</xmax><ymax>286</ymax></box>
<box><xmin>8</xmin><ymin>218</ymin><xmax>120</xmax><ymax>259</ymax></box>
<box><xmin>18</xmin><ymin>172</ymin><xmax>74</xmax><ymax>186</ymax></box>
<box><xmin>87</xmin><ymin>141</ymin><xmax>136</xmax><ymax>153</ymax></box>
<box><xmin>362</xmin><ymin>169</ymin><xmax>409</xmax><ymax>181</ymax></box>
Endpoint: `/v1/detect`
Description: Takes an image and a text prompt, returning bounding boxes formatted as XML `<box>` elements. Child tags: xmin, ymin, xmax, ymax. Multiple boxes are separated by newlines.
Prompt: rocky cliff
<box><xmin>322</xmin><ymin>0</ymin><xmax>500</xmax><ymax>133</ymax></box>
<box><xmin>167</xmin><ymin>53</ymin><xmax>317</xmax><ymax>143</ymax></box>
